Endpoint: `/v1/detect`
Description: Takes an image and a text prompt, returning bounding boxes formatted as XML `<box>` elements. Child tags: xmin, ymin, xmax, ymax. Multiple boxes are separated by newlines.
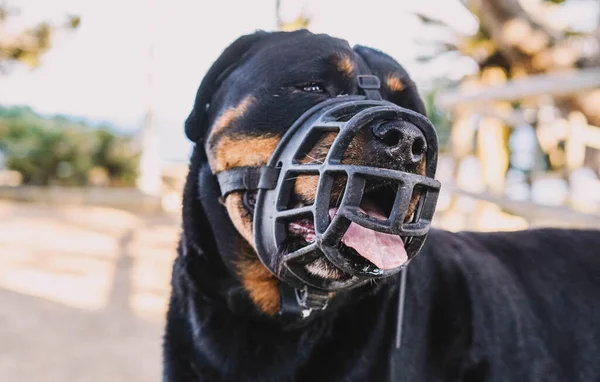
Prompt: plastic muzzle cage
<box><xmin>216</xmin><ymin>76</ymin><xmax>441</xmax><ymax>295</ymax></box>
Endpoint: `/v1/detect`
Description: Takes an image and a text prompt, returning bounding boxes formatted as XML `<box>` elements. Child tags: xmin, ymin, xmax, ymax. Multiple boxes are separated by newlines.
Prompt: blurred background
<box><xmin>1</xmin><ymin>0</ymin><xmax>599</xmax><ymax>380</ymax></box>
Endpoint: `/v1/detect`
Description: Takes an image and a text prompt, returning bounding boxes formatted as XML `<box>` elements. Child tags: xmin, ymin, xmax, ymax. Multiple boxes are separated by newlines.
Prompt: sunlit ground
<box><xmin>0</xmin><ymin>201</ymin><xmax>180</xmax><ymax>382</ymax></box>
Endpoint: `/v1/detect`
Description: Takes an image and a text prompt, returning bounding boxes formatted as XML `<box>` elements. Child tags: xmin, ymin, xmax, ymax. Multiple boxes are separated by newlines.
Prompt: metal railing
<box><xmin>438</xmin><ymin>67</ymin><xmax>600</xmax><ymax>109</ymax></box>
<box><xmin>435</xmin><ymin>67</ymin><xmax>600</xmax><ymax>229</ymax></box>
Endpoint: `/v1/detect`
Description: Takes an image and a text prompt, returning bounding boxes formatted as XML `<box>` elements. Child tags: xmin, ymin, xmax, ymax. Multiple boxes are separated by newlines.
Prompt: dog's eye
<box><xmin>298</xmin><ymin>83</ymin><xmax>325</xmax><ymax>93</ymax></box>
<box><xmin>243</xmin><ymin>191</ymin><xmax>257</xmax><ymax>212</ymax></box>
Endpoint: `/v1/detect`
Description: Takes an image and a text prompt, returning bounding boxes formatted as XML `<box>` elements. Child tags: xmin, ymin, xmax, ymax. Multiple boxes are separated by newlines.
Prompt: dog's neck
<box><xmin>179</xmin><ymin>148</ymin><xmax>248</xmax><ymax>305</ymax></box>
<box><xmin>167</xmin><ymin>247</ymin><xmax>408</xmax><ymax>381</ymax></box>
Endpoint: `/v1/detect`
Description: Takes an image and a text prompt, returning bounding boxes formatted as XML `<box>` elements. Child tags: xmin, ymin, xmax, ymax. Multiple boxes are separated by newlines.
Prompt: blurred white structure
<box><xmin>135</xmin><ymin>0</ymin><xmax>162</xmax><ymax>196</ymax></box>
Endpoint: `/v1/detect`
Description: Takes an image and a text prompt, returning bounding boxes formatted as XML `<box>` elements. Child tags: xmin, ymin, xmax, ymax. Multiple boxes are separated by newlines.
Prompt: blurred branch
<box><xmin>468</xmin><ymin>0</ymin><xmax>559</xmax><ymax>70</ymax></box>
<box><xmin>0</xmin><ymin>4</ymin><xmax>80</xmax><ymax>73</ymax></box>
<box><xmin>445</xmin><ymin>183</ymin><xmax>600</xmax><ymax>228</ymax></box>
<box><xmin>467</xmin><ymin>0</ymin><xmax>600</xmax><ymax>73</ymax></box>
<box><xmin>275</xmin><ymin>0</ymin><xmax>310</xmax><ymax>31</ymax></box>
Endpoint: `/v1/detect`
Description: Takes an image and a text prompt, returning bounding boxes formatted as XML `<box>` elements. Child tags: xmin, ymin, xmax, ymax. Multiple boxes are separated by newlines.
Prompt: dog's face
<box><xmin>188</xmin><ymin>30</ymin><xmax>428</xmax><ymax>315</ymax></box>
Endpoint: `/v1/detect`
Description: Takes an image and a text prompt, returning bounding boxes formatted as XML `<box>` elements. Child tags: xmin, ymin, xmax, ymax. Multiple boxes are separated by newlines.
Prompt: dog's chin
<box><xmin>305</xmin><ymin>256</ymin><xmax>347</xmax><ymax>280</ymax></box>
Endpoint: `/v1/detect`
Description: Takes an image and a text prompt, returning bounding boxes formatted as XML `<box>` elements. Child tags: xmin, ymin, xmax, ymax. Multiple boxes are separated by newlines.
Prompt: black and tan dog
<box><xmin>162</xmin><ymin>30</ymin><xmax>600</xmax><ymax>382</ymax></box>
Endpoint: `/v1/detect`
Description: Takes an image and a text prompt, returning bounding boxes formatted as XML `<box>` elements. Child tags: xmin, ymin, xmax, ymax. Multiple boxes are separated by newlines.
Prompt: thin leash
<box><xmin>391</xmin><ymin>266</ymin><xmax>408</xmax><ymax>381</ymax></box>
<box><xmin>395</xmin><ymin>266</ymin><xmax>408</xmax><ymax>349</ymax></box>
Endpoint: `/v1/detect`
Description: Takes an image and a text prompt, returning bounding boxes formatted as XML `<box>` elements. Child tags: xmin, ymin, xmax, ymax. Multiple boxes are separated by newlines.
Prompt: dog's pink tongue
<box><xmin>329</xmin><ymin>201</ymin><xmax>407</xmax><ymax>270</ymax></box>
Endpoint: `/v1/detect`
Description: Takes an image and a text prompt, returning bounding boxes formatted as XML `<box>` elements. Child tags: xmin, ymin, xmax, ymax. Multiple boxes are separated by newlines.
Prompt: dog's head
<box><xmin>184</xmin><ymin>30</ymin><xmax>428</xmax><ymax>315</ymax></box>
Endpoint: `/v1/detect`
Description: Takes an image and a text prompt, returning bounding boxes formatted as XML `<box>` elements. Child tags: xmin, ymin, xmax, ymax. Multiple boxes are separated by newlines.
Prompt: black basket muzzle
<box><xmin>217</xmin><ymin>91</ymin><xmax>441</xmax><ymax>293</ymax></box>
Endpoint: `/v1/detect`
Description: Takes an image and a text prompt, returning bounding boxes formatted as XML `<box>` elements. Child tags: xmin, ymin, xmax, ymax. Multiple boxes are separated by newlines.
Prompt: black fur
<box><xmin>163</xmin><ymin>30</ymin><xmax>600</xmax><ymax>381</ymax></box>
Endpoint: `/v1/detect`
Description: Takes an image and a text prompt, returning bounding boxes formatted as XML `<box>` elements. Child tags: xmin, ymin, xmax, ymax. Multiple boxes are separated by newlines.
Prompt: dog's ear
<box><xmin>353</xmin><ymin>45</ymin><xmax>426</xmax><ymax>116</ymax></box>
<box><xmin>185</xmin><ymin>31</ymin><xmax>269</xmax><ymax>144</ymax></box>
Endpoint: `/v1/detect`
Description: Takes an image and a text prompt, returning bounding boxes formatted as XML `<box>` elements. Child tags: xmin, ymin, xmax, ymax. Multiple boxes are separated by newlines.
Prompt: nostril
<box><xmin>373</xmin><ymin>122</ymin><xmax>427</xmax><ymax>161</ymax></box>
<box><xmin>411</xmin><ymin>137</ymin><xmax>426</xmax><ymax>157</ymax></box>
<box><xmin>380</xmin><ymin>129</ymin><xmax>402</xmax><ymax>147</ymax></box>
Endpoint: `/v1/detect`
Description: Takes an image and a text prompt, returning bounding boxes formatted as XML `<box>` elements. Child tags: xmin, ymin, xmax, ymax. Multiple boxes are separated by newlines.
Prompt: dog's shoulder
<box><xmin>424</xmin><ymin>228</ymin><xmax>600</xmax><ymax>296</ymax></box>
<box><xmin>417</xmin><ymin>228</ymin><xmax>600</xmax><ymax>380</ymax></box>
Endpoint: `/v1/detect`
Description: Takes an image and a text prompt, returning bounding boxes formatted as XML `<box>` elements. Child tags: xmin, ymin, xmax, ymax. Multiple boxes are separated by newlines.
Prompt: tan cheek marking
<box><xmin>236</xmin><ymin>244</ymin><xmax>280</xmax><ymax>316</ymax></box>
<box><xmin>406</xmin><ymin>193</ymin><xmax>421</xmax><ymax>223</ymax></box>
<box><xmin>337</xmin><ymin>55</ymin><xmax>355</xmax><ymax>77</ymax></box>
<box><xmin>406</xmin><ymin>196</ymin><xmax>420</xmax><ymax>223</ymax></box>
<box><xmin>225</xmin><ymin>192</ymin><xmax>254</xmax><ymax>246</ymax></box>
<box><xmin>226</xmin><ymin>194</ymin><xmax>280</xmax><ymax>315</ymax></box>
<box><xmin>211</xmin><ymin>136</ymin><xmax>280</xmax><ymax>173</ymax></box>
<box><xmin>293</xmin><ymin>175</ymin><xmax>319</xmax><ymax>202</ymax></box>
<box><xmin>207</xmin><ymin>96</ymin><xmax>255</xmax><ymax>145</ymax></box>
<box><xmin>386</xmin><ymin>75</ymin><xmax>405</xmax><ymax>93</ymax></box>
<box><xmin>417</xmin><ymin>154</ymin><xmax>427</xmax><ymax>176</ymax></box>
<box><xmin>341</xmin><ymin>132</ymin><xmax>365</xmax><ymax>166</ymax></box>
<box><xmin>215</xmin><ymin>133</ymin><xmax>281</xmax><ymax>315</ymax></box>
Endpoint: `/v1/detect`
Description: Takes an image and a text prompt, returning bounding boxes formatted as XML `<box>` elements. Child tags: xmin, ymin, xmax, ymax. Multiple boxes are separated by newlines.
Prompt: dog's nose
<box><xmin>371</xmin><ymin>121</ymin><xmax>427</xmax><ymax>165</ymax></box>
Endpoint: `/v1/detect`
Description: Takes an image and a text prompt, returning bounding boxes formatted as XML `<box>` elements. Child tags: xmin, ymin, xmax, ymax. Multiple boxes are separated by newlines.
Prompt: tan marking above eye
<box><xmin>210</xmin><ymin>135</ymin><xmax>281</xmax><ymax>173</ymax></box>
<box><xmin>207</xmin><ymin>96</ymin><xmax>255</xmax><ymax>146</ymax></box>
<box><xmin>336</xmin><ymin>55</ymin><xmax>355</xmax><ymax>77</ymax></box>
<box><xmin>385</xmin><ymin>75</ymin><xmax>405</xmax><ymax>92</ymax></box>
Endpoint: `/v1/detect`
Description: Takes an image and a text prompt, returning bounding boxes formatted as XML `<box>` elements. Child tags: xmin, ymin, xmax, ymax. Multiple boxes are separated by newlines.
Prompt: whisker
<box><xmin>303</xmin><ymin>154</ymin><xmax>323</xmax><ymax>164</ymax></box>
<box><xmin>334</xmin><ymin>189</ymin><xmax>343</xmax><ymax>207</ymax></box>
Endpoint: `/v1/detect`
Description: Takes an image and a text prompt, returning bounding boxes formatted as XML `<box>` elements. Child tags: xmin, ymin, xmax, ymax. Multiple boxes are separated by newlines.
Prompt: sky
<box><xmin>0</xmin><ymin>0</ymin><xmax>485</xmax><ymax>162</ymax></box>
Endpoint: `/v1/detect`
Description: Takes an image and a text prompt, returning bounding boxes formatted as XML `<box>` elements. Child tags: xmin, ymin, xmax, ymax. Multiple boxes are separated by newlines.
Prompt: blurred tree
<box><xmin>0</xmin><ymin>118</ymin><xmax>94</xmax><ymax>185</ymax></box>
<box><xmin>92</xmin><ymin>129</ymin><xmax>140</xmax><ymax>187</ymax></box>
<box><xmin>466</xmin><ymin>0</ymin><xmax>599</xmax><ymax>73</ymax></box>
<box><xmin>0</xmin><ymin>4</ymin><xmax>80</xmax><ymax>73</ymax></box>
<box><xmin>0</xmin><ymin>106</ymin><xmax>139</xmax><ymax>187</ymax></box>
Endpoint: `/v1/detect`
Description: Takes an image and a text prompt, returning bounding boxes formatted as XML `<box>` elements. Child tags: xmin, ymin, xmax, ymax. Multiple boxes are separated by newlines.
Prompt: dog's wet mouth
<box><xmin>287</xmin><ymin>187</ymin><xmax>409</xmax><ymax>277</ymax></box>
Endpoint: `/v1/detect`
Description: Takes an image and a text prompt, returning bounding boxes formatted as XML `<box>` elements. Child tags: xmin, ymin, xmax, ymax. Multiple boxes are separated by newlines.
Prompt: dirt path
<box><xmin>0</xmin><ymin>201</ymin><xmax>180</xmax><ymax>382</ymax></box>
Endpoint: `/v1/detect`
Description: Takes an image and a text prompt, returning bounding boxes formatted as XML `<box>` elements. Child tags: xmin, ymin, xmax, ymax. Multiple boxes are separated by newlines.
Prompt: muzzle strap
<box><xmin>216</xmin><ymin>166</ymin><xmax>280</xmax><ymax>198</ymax></box>
<box><xmin>357</xmin><ymin>75</ymin><xmax>383</xmax><ymax>101</ymax></box>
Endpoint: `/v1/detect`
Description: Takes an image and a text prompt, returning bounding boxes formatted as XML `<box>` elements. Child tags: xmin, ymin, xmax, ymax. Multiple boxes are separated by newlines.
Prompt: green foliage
<box><xmin>423</xmin><ymin>89</ymin><xmax>452</xmax><ymax>153</ymax></box>
<box><xmin>68</xmin><ymin>15</ymin><xmax>81</xmax><ymax>29</ymax></box>
<box><xmin>0</xmin><ymin>105</ymin><xmax>139</xmax><ymax>187</ymax></box>
<box><xmin>92</xmin><ymin>129</ymin><xmax>139</xmax><ymax>186</ymax></box>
